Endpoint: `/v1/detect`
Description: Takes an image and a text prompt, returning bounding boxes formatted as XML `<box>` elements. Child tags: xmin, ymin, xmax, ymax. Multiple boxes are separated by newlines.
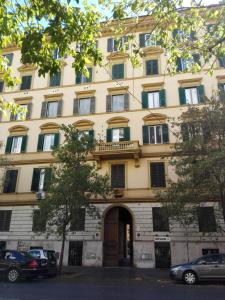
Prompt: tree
<box><xmin>37</xmin><ymin>125</ymin><xmax>111</xmax><ymax>273</ymax></box>
<box><xmin>0</xmin><ymin>1</ymin><xmax>225</xmax><ymax>114</ymax></box>
<box><xmin>158</xmin><ymin>91</ymin><xmax>225</xmax><ymax>260</ymax></box>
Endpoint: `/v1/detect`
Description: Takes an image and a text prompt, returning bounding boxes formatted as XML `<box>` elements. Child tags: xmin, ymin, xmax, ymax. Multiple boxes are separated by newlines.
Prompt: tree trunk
<box><xmin>185</xmin><ymin>227</ymin><xmax>190</xmax><ymax>262</ymax></box>
<box><xmin>58</xmin><ymin>225</ymin><xmax>66</xmax><ymax>274</ymax></box>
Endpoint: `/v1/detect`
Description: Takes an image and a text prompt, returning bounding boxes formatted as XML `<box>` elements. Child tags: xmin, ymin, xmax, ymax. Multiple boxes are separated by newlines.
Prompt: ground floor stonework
<box><xmin>1</xmin><ymin>202</ymin><xmax>225</xmax><ymax>268</ymax></box>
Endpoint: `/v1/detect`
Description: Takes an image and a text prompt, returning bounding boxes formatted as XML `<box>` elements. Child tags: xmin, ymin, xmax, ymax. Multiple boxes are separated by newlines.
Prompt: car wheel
<box><xmin>7</xmin><ymin>268</ymin><xmax>20</xmax><ymax>283</ymax></box>
<box><xmin>183</xmin><ymin>271</ymin><xmax>197</xmax><ymax>285</ymax></box>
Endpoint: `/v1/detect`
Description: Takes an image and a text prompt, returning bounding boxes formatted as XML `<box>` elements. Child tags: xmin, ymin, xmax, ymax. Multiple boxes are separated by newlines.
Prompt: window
<box><xmin>46</xmin><ymin>101</ymin><xmax>58</xmax><ymax>117</ymax></box>
<box><xmin>176</xmin><ymin>54</ymin><xmax>200</xmax><ymax>72</ymax></box>
<box><xmin>20</xmin><ymin>75</ymin><xmax>32</xmax><ymax>90</ymax></box>
<box><xmin>173</xmin><ymin>29</ymin><xmax>195</xmax><ymax>41</ymax></box>
<box><xmin>37</xmin><ymin>133</ymin><xmax>59</xmax><ymax>152</ymax></box>
<box><xmin>70</xmin><ymin>208</ymin><xmax>85</xmax><ymax>231</ymax></box>
<box><xmin>106</xmin><ymin>94</ymin><xmax>129</xmax><ymax>113</ymax></box>
<box><xmin>31</xmin><ymin>168</ymin><xmax>52</xmax><ymax>192</ymax></box>
<box><xmin>218</xmin><ymin>55</ymin><xmax>225</xmax><ymax>68</ymax></box>
<box><xmin>3</xmin><ymin>53</ymin><xmax>13</xmax><ymax>66</ymax></box>
<box><xmin>202</xmin><ymin>249</ymin><xmax>219</xmax><ymax>256</ymax></box>
<box><xmin>218</xmin><ymin>83</ymin><xmax>225</xmax><ymax>100</ymax></box>
<box><xmin>0</xmin><ymin>211</ymin><xmax>12</xmax><ymax>231</ymax></box>
<box><xmin>111</xmin><ymin>164</ymin><xmax>125</xmax><ymax>188</ymax></box>
<box><xmin>112</xmin><ymin>64</ymin><xmax>124</xmax><ymax>80</ymax></box>
<box><xmin>53</xmin><ymin>48</ymin><xmax>61</xmax><ymax>59</ymax></box>
<box><xmin>15</xmin><ymin>104</ymin><xmax>29</xmax><ymax>120</ymax></box>
<box><xmin>5</xmin><ymin>135</ymin><xmax>27</xmax><ymax>154</ymax></box>
<box><xmin>106</xmin><ymin>127</ymin><xmax>130</xmax><ymax>142</ymax></box>
<box><xmin>41</xmin><ymin>100</ymin><xmax>62</xmax><ymax>118</ymax></box>
<box><xmin>179</xmin><ymin>85</ymin><xmax>205</xmax><ymax>105</ymax></box>
<box><xmin>142</xmin><ymin>90</ymin><xmax>166</xmax><ymax>109</ymax></box>
<box><xmin>73</xmin><ymin>97</ymin><xmax>95</xmax><ymax>115</ymax></box>
<box><xmin>107</xmin><ymin>36</ymin><xmax>129</xmax><ymax>52</ymax></box>
<box><xmin>139</xmin><ymin>33</ymin><xmax>157</xmax><ymax>47</ymax></box>
<box><xmin>153</xmin><ymin>207</ymin><xmax>169</xmax><ymax>231</ymax></box>
<box><xmin>78</xmin><ymin>130</ymin><xmax>94</xmax><ymax>141</ymax></box>
<box><xmin>0</xmin><ymin>80</ymin><xmax>4</xmax><ymax>93</ymax></box>
<box><xmin>76</xmin><ymin>67</ymin><xmax>92</xmax><ymax>84</ymax></box>
<box><xmin>143</xmin><ymin>124</ymin><xmax>169</xmax><ymax>144</ymax></box>
<box><xmin>49</xmin><ymin>72</ymin><xmax>61</xmax><ymax>87</ymax></box>
<box><xmin>146</xmin><ymin>60</ymin><xmax>158</xmax><ymax>75</ymax></box>
<box><xmin>197</xmin><ymin>207</ymin><xmax>216</xmax><ymax>232</ymax></box>
<box><xmin>3</xmin><ymin>170</ymin><xmax>18</xmax><ymax>193</ymax></box>
<box><xmin>150</xmin><ymin>162</ymin><xmax>166</xmax><ymax>188</ymax></box>
<box><xmin>32</xmin><ymin>210</ymin><xmax>46</xmax><ymax>232</ymax></box>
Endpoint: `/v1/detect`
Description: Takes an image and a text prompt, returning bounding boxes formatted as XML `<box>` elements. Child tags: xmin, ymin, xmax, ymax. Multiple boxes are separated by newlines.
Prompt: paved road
<box><xmin>1</xmin><ymin>275</ymin><xmax>225</xmax><ymax>300</ymax></box>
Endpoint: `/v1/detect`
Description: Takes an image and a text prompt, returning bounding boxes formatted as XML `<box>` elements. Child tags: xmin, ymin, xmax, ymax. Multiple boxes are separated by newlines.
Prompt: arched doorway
<box><xmin>103</xmin><ymin>206</ymin><xmax>133</xmax><ymax>267</ymax></box>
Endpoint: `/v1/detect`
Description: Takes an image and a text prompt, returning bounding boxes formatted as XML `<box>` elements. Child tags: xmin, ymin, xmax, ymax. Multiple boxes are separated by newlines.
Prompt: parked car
<box><xmin>28</xmin><ymin>249</ymin><xmax>57</xmax><ymax>277</ymax></box>
<box><xmin>0</xmin><ymin>250</ymin><xmax>48</xmax><ymax>283</ymax></box>
<box><xmin>170</xmin><ymin>253</ymin><xmax>225</xmax><ymax>284</ymax></box>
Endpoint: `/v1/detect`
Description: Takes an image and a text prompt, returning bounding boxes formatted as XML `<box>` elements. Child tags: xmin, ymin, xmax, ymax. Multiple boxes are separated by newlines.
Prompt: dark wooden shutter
<box><xmin>88</xmin><ymin>130</ymin><xmax>94</xmax><ymax>142</ymax></box>
<box><xmin>26</xmin><ymin>103</ymin><xmax>32</xmax><ymax>119</ymax></box>
<box><xmin>162</xmin><ymin>124</ymin><xmax>169</xmax><ymax>143</ymax></box>
<box><xmin>43</xmin><ymin>168</ymin><xmax>52</xmax><ymax>192</ymax></box>
<box><xmin>124</xmin><ymin>93</ymin><xmax>129</xmax><ymax>110</ymax></box>
<box><xmin>0</xmin><ymin>210</ymin><xmax>12</xmax><ymax>231</ymax></box>
<box><xmin>50</xmin><ymin>72</ymin><xmax>61</xmax><ymax>86</ymax></box>
<box><xmin>32</xmin><ymin>210</ymin><xmax>46</xmax><ymax>232</ymax></box>
<box><xmin>218</xmin><ymin>56</ymin><xmax>225</xmax><ymax>68</ymax></box>
<box><xmin>41</xmin><ymin>102</ymin><xmax>47</xmax><ymax>118</ymax></box>
<box><xmin>112</xmin><ymin>64</ymin><xmax>124</xmax><ymax>80</ymax></box>
<box><xmin>179</xmin><ymin>87</ymin><xmax>186</xmax><ymax>105</ymax></box>
<box><xmin>197</xmin><ymin>207</ymin><xmax>216</xmax><ymax>233</ymax></box>
<box><xmin>176</xmin><ymin>58</ymin><xmax>182</xmax><ymax>72</ymax></box>
<box><xmin>76</xmin><ymin>71</ymin><xmax>82</xmax><ymax>84</ymax></box>
<box><xmin>90</xmin><ymin>96</ymin><xmax>95</xmax><ymax>114</ymax></box>
<box><xmin>87</xmin><ymin>67</ymin><xmax>93</xmax><ymax>82</ymax></box>
<box><xmin>142</xmin><ymin>125</ymin><xmax>149</xmax><ymax>144</ymax></box>
<box><xmin>5</xmin><ymin>137</ymin><xmax>13</xmax><ymax>154</ymax></box>
<box><xmin>73</xmin><ymin>99</ymin><xmax>79</xmax><ymax>115</ymax></box>
<box><xmin>21</xmin><ymin>135</ymin><xmax>27</xmax><ymax>153</ymax></box>
<box><xmin>159</xmin><ymin>89</ymin><xmax>166</xmax><ymax>107</ymax></box>
<box><xmin>20</xmin><ymin>75</ymin><xmax>32</xmax><ymax>90</ymax></box>
<box><xmin>0</xmin><ymin>80</ymin><xmax>4</xmax><ymax>93</ymax></box>
<box><xmin>197</xmin><ymin>85</ymin><xmax>205</xmax><ymax>103</ymax></box>
<box><xmin>139</xmin><ymin>33</ymin><xmax>146</xmax><ymax>47</ymax></box>
<box><xmin>70</xmin><ymin>208</ymin><xmax>85</xmax><ymax>231</ymax></box>
<box><xmin>153</xmin><ymin>207</ymin><xmax>169</xmax><ymax>231</ymax></box>
<box><xmin>53</xmin><ymin>133</ymin><xmax>60</xmax><ymax>148</ymax></box>
<box><xmin>146</xmin><ymin>60</ymin><xmax>158</xmax><ymax>75</ymax></box>
<box><xmin>111</xmin><ymin>164</ymin><xmax>125</xmax><ymax>188</ymax></box>
<box><xmin>123</xmin><ymin>127</ymin><xmax>130</xmax><ymax>141</ymax></box>
<box><xmin>3</xmin><ymin>170</ymin><xmax>18</xmax><ymax>193</ymax></box>
<box><xmin>106</xmin><ymin>128</ymin><xmax>112</xmax><ymax>142</ymax></box>
<box><xmin>107</xmin><ymin>38</ymin><xmax>113</xmax><ymax>52</ymax></box>
<box><xmin>57</xmin><ymin>100</ymin><xmax>63</xmax><ymax>116</ymax></box>
<box><xmin>37</xmin><ymin>134</ymin><xmax>44</xmax><ymax>152</ymax></box>
<box><xmin>142</xmin><ymin>91</ymin><xmax>148</xmax><ymax>109</ymax></box>
<box><xmin>150</xmin><ymin>162</ymin><xmax>166</xmax><ymax>187</ymax></box>
<box><xmin>31</xmin><ymin>168</ymin><xmax>41</xmax><ymax>192</ymax></box>
<box><xmin>106</xmin><ymin>95</ymin><xmax>112</xmax><ymax>112</ymax></box>
<box><xmin>5</xmin><ymin>53</ymin><xmax>14</xmax><ymax>66</ymax></box>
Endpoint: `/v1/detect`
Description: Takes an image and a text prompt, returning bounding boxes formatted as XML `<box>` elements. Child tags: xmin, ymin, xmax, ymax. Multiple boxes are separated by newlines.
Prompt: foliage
<box><xmin>37</xmin><ymin>125</ymin><xmax>111</xmax><ymax>272</ymax></box>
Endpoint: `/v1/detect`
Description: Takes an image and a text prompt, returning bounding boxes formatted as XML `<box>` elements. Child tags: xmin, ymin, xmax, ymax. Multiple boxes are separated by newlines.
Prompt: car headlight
<box><xmin>171</xmin><ymin>266</ymin><xmax>182</xmax><ymax>273</ymax></box>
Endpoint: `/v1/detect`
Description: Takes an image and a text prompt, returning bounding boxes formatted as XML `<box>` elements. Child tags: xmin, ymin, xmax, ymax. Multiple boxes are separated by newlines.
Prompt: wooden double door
<box><xmin>103</xmin><ymin>207</ymin><xmax>133</xmax><ymax>267</ymax></box>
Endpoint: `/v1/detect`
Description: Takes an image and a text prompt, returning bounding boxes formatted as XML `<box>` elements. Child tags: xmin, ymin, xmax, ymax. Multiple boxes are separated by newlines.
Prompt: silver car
<box><xmin>170</xmin><ymin>254</ymin><xmax>225</xmax><ymax>284</ymax></box>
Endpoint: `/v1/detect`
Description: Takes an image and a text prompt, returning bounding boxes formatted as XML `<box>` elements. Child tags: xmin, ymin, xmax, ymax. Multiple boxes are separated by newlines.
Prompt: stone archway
<box><xmin>103</xmin><ymin>206</ymin><xmax>133</xmax><ymax>267</ymax></box>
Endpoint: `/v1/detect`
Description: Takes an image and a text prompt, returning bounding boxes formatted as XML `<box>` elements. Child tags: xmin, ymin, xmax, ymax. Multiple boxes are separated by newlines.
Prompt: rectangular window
<box><xmin>11</xmin><ymin>136</ymin><xmax>23</xmax><ymax>153</ymax></box>
<box><xmin>43</xmin><ymin>134</ymin><xmax>55</xmax><ymax>151</ymax></box>
<box><xmin>153</xmin><ymin>207</ymin><xmax>169</xmax><ymax>231</ymax></box>
<box><xmin>31</xmin><ymin>168</ymin><xmax>52</xmax><ymax>192</ymax></box>
<box><xmin>184</xmin><ymin>87</ymin><xmax>199</xmax><ymax>105</ymax></box>
<box><xmin>112</xmin><ymin>64</ymin><xmax>124</xmax><ymax>80</ymax></box>
<box><xmin>49</xmin><ymin>72</ymin><xmax>61</xmax><ymax>87</ymax></box>
<box><xmin>70</xmin><ymin>208</ymin><xmax>85</xmax><ymax>231</ymax></box>
<box><xmin>3</xmin><ymin>170</ymin><xmax>18</xmax><ymax>193</ymax></box>
<box><xmin>107</xmin><ymin>37</ymin><xmax>128</xmax><ymax>52</ymax></box>
<box><xmin>139</xmin><ymin>33</ymin><xmax>158</xmax><ymax>47</ymax></box>
<box><xmin>46</xmin><ymin>101</ymin><xmax>58</xmax><ymax>117</ymax></box>
<box><xmin>198</xmin><ymin>207</ymin><xmax>216</xmax><ymax>232</ymax></box>
<box><xmin>150</xmin><ymin>162</ymin><xmax>166</xmax><ymax>188</ymax></box>
<box><xmin>76</xmin><ymin>67</ymin><xmax>92</xmax><ymax>84</ymax></box>
<box><xmin>32</xmin><ymin>210</ymin><xmax>46</xmax><ymax>232</ymax></box>
<box><xmin>112</xmin><ymin>94</ymin><xmax>125</xmax><ymax>112</ymax></box>
<box><xmin>112</xmin><ymin>128</ymin><xmax>125</xmax><ymax>142</ymax></box>
<box><xmin>20</xmin><ymin>75</ymin><xmax>32</xmax><ymax>90</ymax></box>
<box><xmin>148</xmin><ymin>92</ymin><xmax>160</xmax><ymax>108</ymax></box>
<box><xmin>15</xmin><ymin>104</ymin><xmax>28</xmax><ymax>121</ymax></box>
<box><xmin>218</xmin><ymin>55</ymin><xmax>225</xmax><ymax>68</ymax></box>
<box><xmin>3</xmin><ymin>53</ymin><xmax>13</xmax><ymax>66</ymax></box>
<box><xmin>202</xmin><ymin>249</ymin><xmax>219</xmax><ymax>256</ymax></box>
<box><xmin>143</xmin><ymin>124</ymin><xmax>169</xmax><ymax>145</ymax></box>
<box><xmin>0</xmin><ymin>211</ymin><xmax>12</xmax><ymax>231</ymax></box>
<box><xmin>79</xmin><ymin>98</ymin><xmax>91</xmax><ymax>115</ymax></box>
<box><xmin>146</xmin><ymin>60</ymin><xmax>158</xmax><ymax>75</ymax></box>
<box><xmin>111</xmin><ymin>164</ymin><xmax>125</xmax><ymax>188</ymax></box>
<box><xmin>0</xmin><ymin>80</ymin><xmax>4</xmax><ymax>93</ymax></box>
<box><xmin>53</xmin><ymin>48</ymin><xmax>61</xmax><ymax>59</ymax></box>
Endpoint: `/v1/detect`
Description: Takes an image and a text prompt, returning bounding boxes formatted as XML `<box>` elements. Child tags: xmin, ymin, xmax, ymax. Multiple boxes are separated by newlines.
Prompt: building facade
<box><xmin>0</xmin><ymin>17</ymin><xmax>225</xmax><ymax>268</ymax></box>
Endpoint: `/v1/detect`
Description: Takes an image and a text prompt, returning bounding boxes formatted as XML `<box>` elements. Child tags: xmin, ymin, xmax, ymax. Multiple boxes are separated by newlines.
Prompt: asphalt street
<box><xmin>1</xmin><ymin>273</ymin><xmax>225</xmax><ymax>300</ymax></box>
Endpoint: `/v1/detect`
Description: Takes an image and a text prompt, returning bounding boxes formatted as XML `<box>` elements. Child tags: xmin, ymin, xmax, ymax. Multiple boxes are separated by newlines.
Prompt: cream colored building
<box><xmin>0</xmin><ymin>17</ymin><xmax>225</xmax><ymax>268</ymax></box>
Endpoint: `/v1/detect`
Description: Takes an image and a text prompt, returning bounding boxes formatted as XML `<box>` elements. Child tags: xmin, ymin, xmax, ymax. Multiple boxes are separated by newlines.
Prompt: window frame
<box><xmin>0</xmin><ymin>210</ymin><xmax>12</xmax><ymax>232</ymax></box>
<box><xmin>150</xmin><ymin>162</ymin><xmax>166</xmax><ymax>188</ymax></box>
<box><xmin>20</xmin><ymin>75</ymin><xmax>32</xmax><ymax>90</ymax></box>
<box><xmin>111</xmin><ymin>163</ymin><xmax>126</xmax><ymax>189</ymax></box>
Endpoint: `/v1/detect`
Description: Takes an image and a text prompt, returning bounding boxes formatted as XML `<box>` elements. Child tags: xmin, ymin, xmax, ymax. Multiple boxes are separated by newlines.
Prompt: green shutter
<box><xmin>142</xmin><ymin>91</ymin><xmax>148</xmax><ymax>109</ymax></box>
<box><xmin>142</xmin><ymin>125</ymin><xmax>149</xmax><ymax>144</ymax></box>
<box><xmin>179</xmin><ymin>87</ymin><xmax>186</xmax><ymax>105</ymax></box>
<box><xmin>106</xmin><ymin>129</ymin><xmax>112</xmax><ymax>142</ymax></box>
<box><xmin>107</xmin><ymin>38</ymin><xmax>113</xmax><ymax>52</ymax></box>
<box><xmin>159</xmin><ymin>89</ymin><xmax>166</xmax><ymax>107</ymax></box>
<box><xmin>198</xmin><ymin>85</ymin><xmax>205</xmax><ymax>103</ymax></box>
<box><xmin>21</xmin><ymin>135</ymin><xmax>27</xmax><ymax>153</ymax></box>
<box><xmin>50</xmin><ymin>72</ymin><xmax>61</xmax><ymax>86</ymax></box>
<box><xmin>139</xmin><ymin>33</ymin><xmax>146</xmax><ymax>47</ymax></box>
<box><xmin>5</xmin><ymin>137</ymin><xmax>13</xmax><ymax>154</ymax></box>
<box><xmin>37</xmin><ymin>134</ymin><xmax>44</xmax><ymax>152</ymax></box>
<box><xmin>76</xmin><ymin>71</ymin><xmax>82</xmax><ymax>84</ymax></box>
<box><xmin>193</xmin><ymin>53</ymin><xmax>201</xmax><ymax>66</ymax></box>
<box><xmin>53</xmin><ymin>133</ymin><xmax>60</xmax><ymax>148</ymax></box>
<box><xmin>162</xmin><ymin>124</ymin><xmax>169</xmax><ymax>143</ymax></box>
<box><xmin>87</xmin><ymin>67</ymin><xmax>92</xmax><ymax>82</ymax></box>
<box><xmin>176</xmin><ymin>57</ymin><xmax>182</xmax><ymax>71</ymax></box>
<box><xmin>43</xmin><ymin>168</ymin><xmax>52</xmax><ymax>192</ymax></box>
<box><xmin>31</xmin><ymin>168</ymin><xmax>41</xmax><ymax>192</ymax></box>
<box><xmin>123</xmin><ymin>127</ymin><xmax>130</xmax><ymax>141</ymax></box>
<box><xmin>88</xmin><ymin>130</ymin><xmax>94</xmax><ymax>142</ymax></box>
<box><xmin>112</xmin><ymin>64</ymin><xmax>124</xmax><ymax>80</ymax></box>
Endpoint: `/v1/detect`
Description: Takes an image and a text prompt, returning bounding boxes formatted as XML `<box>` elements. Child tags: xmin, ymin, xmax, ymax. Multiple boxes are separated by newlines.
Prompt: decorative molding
<box><xmin>178</xmin><ymin>78</ymin><xmax>202</xmax><ymax>87</ymax></box>
<box><xmin>107</xmin><ymin>52</ymin><xmax>129</xmax><ymax>61</ymax></box>
<box><xmin>44</xmin><ymin>93</ymin><xmax>63</xmax><ymax>101</ymax></box>
<box><xmin>40</xmin><ymin>122</ymin><xmax>60</xmax><ymax>132</ymax></box>
<box><xmin>73</xmin><ymin>119</ymin><xmax>94</xmax><ymax>129</ymax></box>
<box><xmin>75</xmin><ymin>90</ymin><xmax>96</xmax><ymax>98</ymax></box>
<box><xmin>17</xmin><ymin>64</ymin><xmax>37</xmax><ymax>72</ymax></box>
<box><xmin>141</xmin><ymin>46</ymin><xmax>163</xmax><ymax>56</ymax></box>
<box><xmin>143</xmin><ymin>113</ymin><xmax>167</xmax><ymax>125</ymax></box>
<box><xmin>14</xmin><ymin>96</ymin><xmax>33</xmax><ymax>103</ymax></box>
<box><xmin>107</xmin><ymin>116</ymin><xmax>129</xmax><ymax>128</ymax></box>
<box><xmin>216</xmin><ymin>75</ymin><xmax>225</xmax><ymax>83</ymax></box>
<box><xmin>142</xmin><ymin>82</ymin><xmax>164</xmax><ymax>91</ymax></box>
<box><xmin>107</xmin><ymin>86</ymin><xmax>129</xmax><ymax>94</ymax></box>
<box><xmin>8</xmin><ymin>125</ymin><xmax>29</xmax><ymax>134</ymax></box>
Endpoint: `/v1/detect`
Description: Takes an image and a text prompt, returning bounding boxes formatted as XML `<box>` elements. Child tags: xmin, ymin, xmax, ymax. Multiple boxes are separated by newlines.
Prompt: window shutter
<box><xmin>88</xmin><ymin>130</ymin><xmax>94</xmax><ymax>141</ymax></box>
<box><xmin>150</xmin><ymin>162</ymin><xmax>166</xmax><ymax>187</ymax></box>
<box><xmin>10</xmin><ymin>112</ymin><xmax>16</xmax><ymax>121</ymax></box>
<box><xmin>21</xmin><ymin>135</ymin><xmax>27</xmax><ymax>153</ymax></box>
<box><xmin>32</xmin><ymin>210</ymin><xmax>46</xmax><ymax>232</ymax></box>
<box><xmin>31</xmin><ymin>168</ymin><xmax>41</xmax><ymax>192</ymax></box>
<box><xmin>50</xmin><ymin>72</ymin><xmax>61</xmax><ymax>86</ymax></box>
<box><xmin>152</xmin><ymin>60</ymin><xmax>158</xmax><ymax>74</ymax></box>
<box><xmin>153</xmin><ymin>207</ymin><xmax>169</xmax><ymax>231</ymax></box>
<box><xmin>197</xmin><ymin>85</ymin><xmax>205</xmax><ymax>103</ymax></box>
<box><xmin>162</xmin><ymin>124</ymin><xmax>169</xmax><ymax>143</ymax></box>
<box><xmin>41</xmin><ymin>102</ymin><xmax>47</xmax><ymax>118</ymax></box>
<box><xmin>181</xmin><ymin>123</ymin><xmax>189</xmax><ymax>141</ymax></box>
<box><xmin>106</xmin><ymin>95</ymin><xmax>112</xmax><ymax>112</ymax></box>
<box><xmin>218</xmin><ymin>83</ymin><xmax>225</xmax><ymax>101</ymax></box>
<box><xmin>87</xmin><ymin>67</ymin><xmax>93</xmax><ymax>82</ymax></box>
<box><xmin>37</xmin><ymin>134</ymin><xmax>44</xmax><ymax>152</ymax></box>
<box><xmin>5</xmin><ymin>53</ymin><xmax>14</xmax><ymax>66</ymax></box>
<box><xmin>193</xmin><ymin>53</ymin><xmax>201</xmax><ymax>66</ymax></box>
<box><xmin>53</xmin><ymin>133</ymin><xmax>60</xmax><ymax>148</ymax></box>
<box><xmin>159</xmin><ymin>89</ymin><xmax>166</xmax><ymax>107</ymax></box>
<box><xmin>139</xmin><ymin>33</ymin><xmax>146</xmax><ymax>47</ymax></box>
<box><xmin>73</xmin><ymin>99</ymin><xmax>79</xmax><ymax>115</ymax></box>
<box><xmin>123</xmin><ymin>127</ymin><xmax>130</xmax><ymax>141</ymax></box>
<box><xmin>142</xmin><ymin>91</ymin><xmax>148</xmax><ymax>109</ymax></box>
<box><xmin>106</xmin><ymin>128</ymin><xmax>112</xmax><ymax>142</ymax></box>
<box><xmin>3</xmin><ymin>170</ymin><xmax>18</xmax><ymax>193</ymax></box>
<box><xmin>124</xmin><ymin>93</ymin><xmax>129</xmax><ymax>110</ymax></box>
<box><xmin>123</xmin><ymin>36</ymin><xmax>129</xmax><ymax>50</ymax></box>
<box><xmin>43</xmin><ymin>168</ymin><xmax>52</xmax><ymax>192</ymax></box>
<box><xmin>146</xmin><ymin>60</ymin><xmax>158</xmax><ymax>75</ymax></box>
<box><xmin>120</xmin><ymin>64</ymin><xmax>124</xmax><ymax>78</ymax></box>
<box><xmin>0</xmin><ymin>210</ymin><xmax>12</xmax><ymax>231</ymax></box>
<box><xmin>107</xmin><ymin>38</ymin><xmax>113</xmax><ymax>52</ymax></box>
<box><xmin>111</xmin><ymin>164</ymin><xmax>125</xmax><ymax>188</ymax></box>
<box><xmin>76</xmin><ymin>71</ymin><xmax>82</xmax><ymax>84</ymax></box>
<box><xmin>70</xmin><ymin>208</ymin><xmax>86</xmax><ymax>231</ymax></box>
<box><xmin>26</xmin><ymin>103</ymin><xmax>32</xmax><ymax>119</ymax></box>
<box><xmin>218</xmin><ymin>56</ymin><xmax>225</xmax><ymax>68</ymax></box>
<box><xmin>21</xmin><ymin>76</ymin><xmax>32</xmax><ymax>90</ymax></box>
<box><xmin>0</xmin><ymin>80</ymin><xmax>4</xmax><ymax>93</ymax></box>
<box><xmin>90</xmin><ymin>96</ymin><xmax>95</xmax><ymax>114</ymax></box>
<box><xmin>57</xmin><ymin>100</ymin><xmax>63</xmax><ymax>116</ymax></box>
<box><xmin>5</xmin><ymin>137</ymin><xmax>13</xmax><ymax>154</ymax></box>
<box><xmin>176</xmin><ymin>58</ymin><xmax>182</xmax><ymax>71</ymax></box>
<box><xmin>142</xmin><ymin>125</ymin><xmax>149</xmax><ymax>144</ymax></box>
<box><xmin>179</xmin><ymin>87</ymin><xmax>186</xmax><ymax>105</ymax></box>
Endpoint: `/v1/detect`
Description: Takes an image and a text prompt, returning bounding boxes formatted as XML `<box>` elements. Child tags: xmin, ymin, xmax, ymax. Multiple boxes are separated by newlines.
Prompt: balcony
<box><xmin>93</xmin><ymin>140</ymin><xmax>141</xmax><ymax>168</ymax></box>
